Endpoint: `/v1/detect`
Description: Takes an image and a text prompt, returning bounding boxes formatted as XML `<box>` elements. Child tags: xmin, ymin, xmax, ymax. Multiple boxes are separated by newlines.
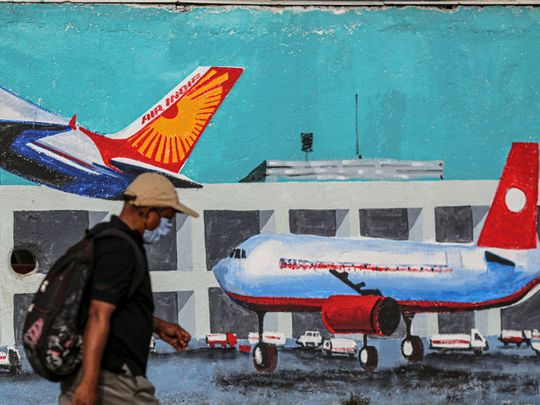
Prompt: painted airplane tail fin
<box><xmin>109</xmin><ymin>66</ymin><xmax>243</xmax><ymax>173</ymax></box>
<box><xmin>478</xmin><ymin>142</ymin><xmax>539</xmax><ymax>250</ymax></box>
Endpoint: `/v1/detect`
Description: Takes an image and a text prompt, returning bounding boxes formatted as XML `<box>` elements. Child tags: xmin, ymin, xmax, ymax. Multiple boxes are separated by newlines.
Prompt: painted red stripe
<box><xmin>431</xmin><ymin>339</ymin><xmax>471</xmax><ymax>345</ymax></box>
<box><xmin>500</xmin><ymin>337</ymin><xmax>523</xmax><ymax>343</ymax></box>
<box><xmin>226</xmin><ymin>273</ymin><xmax>540</xmax><ymax>314</ymax></box>
<box><xmin>33</xmin><ymin>141</ymin><xmax>95</xmax><ymax>170</ymax></box>
<box><xmin>279</xmin><ymin>259</ymin><xmax>451</xmax><ymax>273</ymax></box>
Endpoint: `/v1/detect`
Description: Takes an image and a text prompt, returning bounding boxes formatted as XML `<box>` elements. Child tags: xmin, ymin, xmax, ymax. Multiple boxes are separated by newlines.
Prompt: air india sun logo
<box><xmin>127</xmin><ymin>69</ymin><xmax>230</xmax><ymax>165</ymax></box>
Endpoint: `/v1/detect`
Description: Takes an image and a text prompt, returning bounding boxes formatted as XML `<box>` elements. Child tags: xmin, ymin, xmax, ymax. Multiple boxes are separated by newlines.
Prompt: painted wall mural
<box><xmin>0</xmin><ymin>66</ymin><xmax>242</xmax><ymax>198</ymax></box>
<box><xmin>1</xmin><ymin>4</ymin><xmax>540</xmax><ymax>404</ymax></box>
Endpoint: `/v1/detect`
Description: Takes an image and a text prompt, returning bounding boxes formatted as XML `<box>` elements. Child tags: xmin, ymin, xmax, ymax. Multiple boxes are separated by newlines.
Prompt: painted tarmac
<box><xmin>1</xmin><ymin>337</ymin><xmax>539</xmax><ymax>405</ymax></box>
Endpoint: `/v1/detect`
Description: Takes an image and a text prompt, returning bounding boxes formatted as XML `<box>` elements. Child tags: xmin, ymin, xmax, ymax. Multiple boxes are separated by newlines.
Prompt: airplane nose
<box><xmin>212</xmin><ymin>259</ymin><xmax>230</xmax><ymax>287</ymax></box>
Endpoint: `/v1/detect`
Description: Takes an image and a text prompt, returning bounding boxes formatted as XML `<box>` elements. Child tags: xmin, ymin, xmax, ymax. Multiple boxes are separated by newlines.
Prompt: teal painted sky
<box><xmin>0</xmin><ymin>5</ymin><xmax>539</xmax><ymax>185</ymax></box>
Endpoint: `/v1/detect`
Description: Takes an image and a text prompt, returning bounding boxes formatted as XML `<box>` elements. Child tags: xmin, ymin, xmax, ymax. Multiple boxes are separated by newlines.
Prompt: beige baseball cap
<box><xmin>124</xmin><ymin>173</ymin><xmax>199</xmax><ymax>218</ymax></box>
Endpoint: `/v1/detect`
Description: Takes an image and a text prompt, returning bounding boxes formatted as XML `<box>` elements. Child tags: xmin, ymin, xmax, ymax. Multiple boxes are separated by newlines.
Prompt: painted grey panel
<box><xmin>153</xmin><ymin>292</ymin><xmax>178</xmax><ymax>324</ymax></box>
<box><xmin>14</xmin><ymin>293</ymin><xmax>33</xmax><ymax>344</ymax></box>
<box><xmin>438</xmin><ymin>312</ymin><xmax>475</xmax><ymax>334</ymax></box>
<box><xmin>501</xmin><ymin>291</ymin><xmax>540</xmax><ymax>330</ymax></box>
<box><xmin>14</xmin><ymin>210</ymin><xmax>88</xmax><ymax>274</ymax></box>
<box><xmin>177</xmin><ymin>291</ymin><xmax>195</xmax><ymax>336</ymax></box>
<box><xmin>289</xmin><ymin>209</ymin><xmax>336</xmax><ymax>236</ymax></box>
<box><xmin>359</xmin><ymin>208</ymin><xmax>409</xmax><ymax>240</ymax></box>
<box><xmin>204</xmin><ymin>210</ymin><xmax>260</xmax><ymax>271</ymax></box>
<box><xmin>146</xmin><ymin>215</ymin><xmax>178</xmax><ymax>271</ymax></box>
<box><xmin>292</xmin><ymin>313</ymin><xmax>330</xmax><ymax>339</ymax></box>
<box><xmin>208</xmin><ymin>287</ymin><xmax>258</xmax><ymax>338</ymax></box>
<box><xmin>88</xmin><ymin>211</ymin><xmax>109</xmax><ymax>228</ymax></box>
<box><xmin>435</xmin><ymin>206</ymin><xmax>473</xmax><ymax>243</ymax></box>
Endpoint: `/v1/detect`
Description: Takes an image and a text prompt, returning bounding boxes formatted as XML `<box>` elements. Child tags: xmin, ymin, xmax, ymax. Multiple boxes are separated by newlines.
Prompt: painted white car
<box><xmin>322</xmin><ymin>338</ymin><xmax>357</xmax><ymax>357</ymax></box>
<box><xmin>248</xmin><ymin>332</ymin><xmax>286</xmax><ymax>346</ymax></box>
<box><xmin>0</xmin><ymin>346</ymin><xmax>21</xmax><ymax>373</ymax></box>
<box><xmin>296</xmin><ymin>331</ymin><xmax>323</xmax><ymax>348</ymax></box>
<box><xmin>430</xmin><ymin>329</ymin><xmax>489</xmax><ymax>355</ymax></box>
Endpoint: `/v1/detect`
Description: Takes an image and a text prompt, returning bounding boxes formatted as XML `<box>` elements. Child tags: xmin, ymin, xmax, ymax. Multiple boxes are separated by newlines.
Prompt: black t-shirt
<box><xmin>90</xmin><ymin>216</ymin><xmax>154</xmax><ymax>377</ymax></box>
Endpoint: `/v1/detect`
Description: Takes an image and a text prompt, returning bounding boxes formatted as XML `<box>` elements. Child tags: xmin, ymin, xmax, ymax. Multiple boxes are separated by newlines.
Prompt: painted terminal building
<box><xmin>2</xmin><ymin>180</ymin><xmax>539</xmax><ymax>346</ymax></box>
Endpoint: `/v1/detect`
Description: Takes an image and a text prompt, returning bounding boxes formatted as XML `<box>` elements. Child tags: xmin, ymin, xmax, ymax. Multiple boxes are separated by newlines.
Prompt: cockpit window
<box><xmin>230</xmin><ymin>248</ymin><xmax>247</xmax><ymax>259</ymax></box>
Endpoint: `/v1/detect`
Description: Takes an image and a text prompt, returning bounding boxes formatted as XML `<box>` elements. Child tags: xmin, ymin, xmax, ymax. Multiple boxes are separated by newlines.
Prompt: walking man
<box><xmin>59</xmin><ymin>173</ymin><xmax>197</xmax><ymax>405</ymax></box>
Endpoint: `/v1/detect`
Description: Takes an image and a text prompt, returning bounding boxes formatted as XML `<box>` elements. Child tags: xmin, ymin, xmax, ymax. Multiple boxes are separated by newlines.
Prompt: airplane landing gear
<box><xmin>359</xmin><ymin>334</ymin><xmax>378</xmax><ymax>371</ymax></box>
<box><xmin>252</xmin><ymin>342</ymin><xmax>278</xmax><ymax>372</ymax></box>
<box><xmin>401</xmin><ymin>313</ymin><xmax>424</xmax><ymax>362</ymax></box>
<box><xmin>252</xmin><ymin>311</ymin><xmax>278</xmax><ymax>373</ymax></box>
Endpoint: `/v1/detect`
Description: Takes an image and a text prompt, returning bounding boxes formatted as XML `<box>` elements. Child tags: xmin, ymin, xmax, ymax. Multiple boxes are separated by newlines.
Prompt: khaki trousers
<box><xmin>59</xmin><ymin>365</ymin><xmax>160</xmax><ymax>405</ymax></box>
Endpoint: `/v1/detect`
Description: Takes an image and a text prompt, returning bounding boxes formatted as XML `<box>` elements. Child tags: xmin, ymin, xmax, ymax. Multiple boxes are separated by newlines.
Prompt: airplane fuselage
<box><xmin>213</xmin><ymin>233</ymin><xmax>540</xmax><ymax>314</ymax></box>
<box><xmin>0</xmin><ymin>120</ymin><xmax>136</xmax><ymax>199</ymax></box>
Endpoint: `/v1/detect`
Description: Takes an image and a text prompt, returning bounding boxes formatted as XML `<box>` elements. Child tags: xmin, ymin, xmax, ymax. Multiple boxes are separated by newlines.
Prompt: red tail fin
<box><xmin>478</xmin><ymin>142</ymin><xmax>539</xmax><ymax>250</ymax></box>
<box><xmin>109</xmin><ymin>66</ymin><xmax>243</xmax><ymax>174</ymax></box>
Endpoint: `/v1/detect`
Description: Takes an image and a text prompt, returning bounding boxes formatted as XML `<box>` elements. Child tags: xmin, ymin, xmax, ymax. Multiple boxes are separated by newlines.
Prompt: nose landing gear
<box><xmin>252</xmin><ymin>311</ymin><xmax>278</xmax><ymax>373</ymax></box>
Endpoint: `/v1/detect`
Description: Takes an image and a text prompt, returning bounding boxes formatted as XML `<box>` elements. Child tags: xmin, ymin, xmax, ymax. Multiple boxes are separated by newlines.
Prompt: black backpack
<box><xmin>22</xmin><ymin>225</ymin><xmax>145</xmax><ymax>382</ymax></box>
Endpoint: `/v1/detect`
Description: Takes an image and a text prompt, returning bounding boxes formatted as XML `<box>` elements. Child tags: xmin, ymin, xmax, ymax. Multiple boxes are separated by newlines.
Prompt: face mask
<box><xmin>143</xmin><ymin>217</ymin><xmax>173</xmax><ymax>244</ymax></box>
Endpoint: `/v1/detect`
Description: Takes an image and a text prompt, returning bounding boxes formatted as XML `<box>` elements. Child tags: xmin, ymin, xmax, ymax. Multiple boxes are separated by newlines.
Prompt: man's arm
<box><xmin>73</xmin><ymin>299</ymin><xmax>116</xmax><ymax>405</ymax></box>
<box><xmin>153</xmin><ymin>317</ymin><xmax>191</xmax><ymax>352</ymax></box>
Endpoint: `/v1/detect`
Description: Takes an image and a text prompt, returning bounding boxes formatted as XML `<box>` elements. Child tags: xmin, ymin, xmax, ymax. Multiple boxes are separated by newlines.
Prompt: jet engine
<box><xmin>321</xmin><ymin>295</ymin><xmax>401</xmax><ymax>336</ymax></box>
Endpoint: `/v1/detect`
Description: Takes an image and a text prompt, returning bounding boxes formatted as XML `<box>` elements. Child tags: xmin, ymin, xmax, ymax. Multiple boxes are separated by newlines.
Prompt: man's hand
<box><xmin>72</xmin><ymin>379</ymin><xmax>98</xmax><ymax>405</ymax></box>
<box><xmin>153</xmin><ymin>318</ymin><xmax>191</xmax><ymax>352</ymax></box>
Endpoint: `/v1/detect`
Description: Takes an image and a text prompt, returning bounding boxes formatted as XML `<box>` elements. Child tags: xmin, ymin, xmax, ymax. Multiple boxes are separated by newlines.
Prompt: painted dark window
<box><xmin>435</xmin><ymin>206</ymin><xmax>473</xmax><ymax>243</ymax></box>
<box><xmin>204</xmin><ymin>210</ymin><xmax>260</xmax><ymax>271</ymax></box>
<box><xmin>359</xmin><ymin>208</ymin><xmax>409</xmax><ymax>240</ymax></box>
<box><xmin>292</xmin><ymin>313</ymin><xmax>330</xmax><ymax>339</ymax></box>
<box><xmin>289</xmin><ymin>209</ymin><xmax>337</xmax><ymax>236</ymax></box>
<box><xmin>208</xmin><ymin>287</ymin><xmax>258</xmax><ymax>338</ymax></box>
<box><xmin>438</xmin><ymin>312</ymin><xmax>474</xmax><ymax>334</ymax></box>
<box><xmin>146</xmin><ymin>215</ymin><xmax>178</xmax><ymax>271</ymax></box>
<box><xmin>153</xmin><ymin>292</ymin><xmax>178</xmax><ymax>324</ymax></box>
<box><xmin>502</xmin><ymin>291</ymin><xmax>540</xmax><ymax>330</ymax></box>
<box><xmin>14</xmin><ymin>210</ymin><xmax>88</xmax><ymax>274</ymax></box>
<box><xmin>14</xmin><ymin>293</ymin><xmax>33</xmax><ymax>344</ymax></box>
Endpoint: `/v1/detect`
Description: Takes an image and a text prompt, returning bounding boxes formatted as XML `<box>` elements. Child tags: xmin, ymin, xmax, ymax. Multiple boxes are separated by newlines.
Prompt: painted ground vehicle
<box><xmin>206</xmin><ymin>333</ymin><xmax>238</xmax><ymax>349</ymax></box>
<box><xmin>0</xmin><ymin>346</ymin><xmax>22</xmax><ymax>373</ymax></box>
<box><xmin>296</xmin><ymin>331</ymin><xmax>323</xmax><ymax>348</ymax></box>
<box><xmin>322</xmin><ymin>338</ymin><xmax>357</xmax><ymax>357</ymax></box>
<box><xmin>149</xmin><ymin>336</ymin><xmax>157</xmax><ymax>353</ymax></box>
<box><xmin>248</xmin><ymin>332</ymin><xmax>286</xmax><ymax>346</ymax></box>
<box><xmin>429</xmin><ymin>329</ymin><xmax>489</xmax><ymax>355</ymax></box>
<box><xmin>498</xmin><ymin>329</ymin><xmax>536</xmax><ymax>347</ymax></box>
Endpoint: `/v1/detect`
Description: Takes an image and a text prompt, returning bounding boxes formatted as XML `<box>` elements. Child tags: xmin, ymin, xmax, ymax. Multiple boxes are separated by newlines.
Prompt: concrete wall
<box><xmin>2</xmin><ymin>180</ymin><xmax>537</xmax><ymax>345</ymax></box>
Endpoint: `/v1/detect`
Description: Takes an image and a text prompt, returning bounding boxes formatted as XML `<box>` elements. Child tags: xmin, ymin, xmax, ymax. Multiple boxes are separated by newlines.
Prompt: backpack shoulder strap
<box><xmin>90</xmin><ymin>227</ymin><xmax>146</xmax><ymax>300</ymax></box>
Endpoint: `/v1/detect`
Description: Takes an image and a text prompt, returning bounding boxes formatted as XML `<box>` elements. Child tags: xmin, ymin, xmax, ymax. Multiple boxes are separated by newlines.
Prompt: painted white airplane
<box><xmin>213</xmin><ymin>142</ymin><xmax>539</xmax><ymax>372</ymax></box>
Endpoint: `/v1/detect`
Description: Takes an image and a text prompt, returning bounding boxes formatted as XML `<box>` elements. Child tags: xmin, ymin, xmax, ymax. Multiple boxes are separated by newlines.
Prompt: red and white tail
<box><xmin>478</xmin><ymin>142</ymin><xmax>539</xmax><ymax>250</ymax></box>
<box><xmin>109</xmin><ymin>66</ymin><xmax>243</xmax><ymax>173</ymax></box>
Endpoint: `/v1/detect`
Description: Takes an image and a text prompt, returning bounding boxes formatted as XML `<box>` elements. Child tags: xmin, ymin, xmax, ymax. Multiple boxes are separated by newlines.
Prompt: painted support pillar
<box><xmin>0</xmin><ymin>209</ymin><xmax>15</xmax><ymax>345</ymax></box>
<box><xmin>412</xmin><ymin>206</ymin><xmax>439</xmax><ymax>336</ymax></box>
<box><xmin>343</xmin><ymin>208</ymin><xmax>360</xmax><ymax>238</ymax></box>
<box><xmin>411</xmin><ymin>313</ymin><xmax>439</xmax><ymax>337</ymax></box>
<box><xmin>273</xmin><ymin>208</ymin><xmax>293</xmax><ymax>338</ymax></box>
<box><xmin>191</xmin><ymin>213</ymin><xmax>211</xmax><ymax>337</ymax></box>
<box><xmin>475</xmin><ymin>309</ymin><xmax>501</xmax><ymax>337</ymax></box>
